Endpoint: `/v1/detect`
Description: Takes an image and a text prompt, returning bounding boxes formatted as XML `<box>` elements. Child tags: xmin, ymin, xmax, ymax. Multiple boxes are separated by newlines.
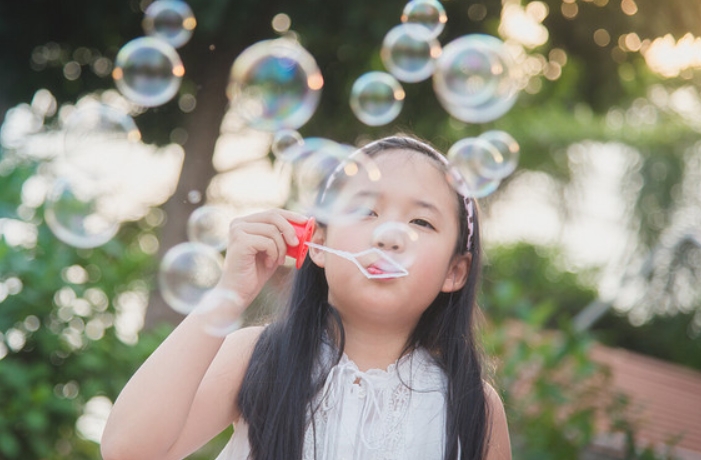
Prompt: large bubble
<box><xmin>278</xmin><ymin>137</ymin><xmax>353</xmax><ymax>214</ymax></box>
<box><xmin>349</xmin><ymin>71</ymin><xmax>405</xmax><ymax>126</ymax></box>
<box><xmin>278</xmin><ymin>138</ymin><xmax>382</xmax><ymax>226</ymax></box>
<box><xmin>446</xmin><ymin>137</ymin><xmax>502</xmax><ymax>198</ymax></box>
<box><xmin>112</xmin><ymin>37</ymin><xmax>184</xmax><ymax>107</ymax></box>
<box><xmin>227</xmin><ymin>38</ymin><xmax>323</xmax><ymax>131</ymax></box>
<box><xmin>63</xmin><ymin>103</ymin><xmax>141</xmax><ymax>175</ymax></box>
<box><xmin>142</xmin><ymin>0</ymin><xmax>197</xmax><ymax>49</ymax></box>
<box><xmin>401</xmin><ymin>0</ymin><xmax>448</xmax><ymax>39</ymax></box>
<box><xmin>381</xmin><ymin>24</ymin><xmax>441</xmax><ymax>83</ymax></box>
<box><xmin>158</xmin><ymin>242</ymin><xmax>224</xmax><ymax>315</ymax></box>
<box><xmin>433</xmin><ymin>34</ymin><xmax>521</xmax><ymax>123</ymax></box>
<box><xmin>44</xmin><ymin>178</ymin><xmax>120</xmax><ymax>249</ymax></box>
<box><xmin>477</xmin><ymin>130</ymin><xmax>520</xmax><ymax>179</ymax></box>
<box><xmin>370</xmin><ymin>221</ymin><xmax>419</xmax><ymax>271</ymax></box>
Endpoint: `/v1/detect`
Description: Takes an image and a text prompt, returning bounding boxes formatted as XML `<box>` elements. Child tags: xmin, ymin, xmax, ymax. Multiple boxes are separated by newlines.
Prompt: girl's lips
<box><xmin>366</xmin><ymin>265</ymin><xmax>385</xmax><ymax>276</ymax></box>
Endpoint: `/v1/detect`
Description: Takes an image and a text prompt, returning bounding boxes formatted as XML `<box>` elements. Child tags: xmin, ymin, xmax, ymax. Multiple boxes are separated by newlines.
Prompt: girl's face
<box><xmin>309</xmin><ymin>149</ymin><xmax>470</xmax><ymax>330</ymax></box>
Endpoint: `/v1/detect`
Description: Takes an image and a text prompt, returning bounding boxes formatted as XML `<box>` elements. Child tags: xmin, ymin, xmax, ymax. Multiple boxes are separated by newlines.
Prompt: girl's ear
<box><xmin>441</xmin><ymin>253</ymin><xmax>471</xmax><ymax>293</ymax></box>
<box><xmin>307</xmin><ymin>225</ymin><xmax>326</xmax><ymax>268</ymax></box>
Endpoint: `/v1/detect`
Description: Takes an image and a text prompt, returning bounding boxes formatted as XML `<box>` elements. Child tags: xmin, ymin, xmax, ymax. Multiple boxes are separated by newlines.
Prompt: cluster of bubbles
<box><xmin>112</xmin><ymin>0</ymin><xmax>195</xmax><ymax>107</ymax></box>
<box><xmin>152</xmin><ymin>1</ymin><xmax>525</xmax><ymax>326</ymax></box>
<box><xmin>348</xmin><ymin>0</ymin><xmax>522</xmax><ymax>126</ymax></box>
<box><xmin>45</xmin><ymin>102</ymin><xmax>142</xmax><ymax>248</ymax></box>
<box><xmin>445</xmin><ymin>130</ymin><xmax>521</xmax><ymax>197</ymax></box>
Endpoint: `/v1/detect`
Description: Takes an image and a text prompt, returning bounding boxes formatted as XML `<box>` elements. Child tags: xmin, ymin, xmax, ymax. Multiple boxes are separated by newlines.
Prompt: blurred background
<box><xmin>1</xmin><ymin>0</ymin><xmax>700</xmax><ymax>458</ymax></box>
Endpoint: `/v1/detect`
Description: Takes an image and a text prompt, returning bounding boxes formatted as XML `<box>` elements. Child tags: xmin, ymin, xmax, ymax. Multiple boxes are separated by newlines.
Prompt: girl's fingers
<box><xmin>237</xmin><ymin>210</ymin><xmax>307</xmax><ymax>250</ymax></box>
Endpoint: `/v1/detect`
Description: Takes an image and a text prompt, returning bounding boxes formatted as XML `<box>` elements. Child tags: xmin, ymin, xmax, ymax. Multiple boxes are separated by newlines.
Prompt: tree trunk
<box><xmin>144</xmin><ymin>45</ymin><xmax>235</xmax><ymax>329</ymax></box>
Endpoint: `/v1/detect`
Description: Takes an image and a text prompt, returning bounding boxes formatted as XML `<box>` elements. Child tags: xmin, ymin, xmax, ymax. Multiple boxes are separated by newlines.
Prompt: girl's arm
<box><xmin>100</xmin><ymin>209</ymin><xmax>307</xmax><ymax>460</ymax></box>
<box><xmin>485</xmin><ymin>382</ymin><xmax>512</xmax><ymax>460</ymax></box>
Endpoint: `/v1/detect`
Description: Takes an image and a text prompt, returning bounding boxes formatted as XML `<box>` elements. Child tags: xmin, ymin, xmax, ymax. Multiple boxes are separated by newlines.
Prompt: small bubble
<box><xmin>349</xmin><ymin>72</ymin><xmax>404</xmax><ymax>126</ymax></box>
<box><xmin>381</xmin><ymin>24</ymin><xmax>441</xmax><ymax>83</ymax></box>
<box><xmin>158</xmin><ymin>242</ymin><xmax>224</xmax><ymax>314</ymax></box>
<box><xmin>113</xmin><ymin>37</ymin><xmax>184</xmax><ymax>107</ymax></box>
<box><xmin>142</xmin><ymin>0</ymin><xmax>197</xmax><ymax>49</ymax></box>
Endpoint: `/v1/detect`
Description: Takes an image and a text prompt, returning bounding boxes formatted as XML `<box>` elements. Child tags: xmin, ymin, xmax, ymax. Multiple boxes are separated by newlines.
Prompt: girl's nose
<box><xmin>372</xmin><ymin>221</ymin><xmax>414</xmax><ymax>253</ymax></box>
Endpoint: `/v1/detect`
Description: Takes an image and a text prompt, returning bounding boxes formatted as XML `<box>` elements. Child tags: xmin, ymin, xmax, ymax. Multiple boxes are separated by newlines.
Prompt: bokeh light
<box><xmin>227</xmin><ymin>38</ymin><xmax>323</xmax><ymax>131</ymax></box>
<box><xmin>112</xmin><ymin>37</ymin><xmax>184</xmax><ymax>107</ymax></box>
<box><xmin>63</xmin><ymin>103</ymin><xmax>141</xmax><ymax>175</ymax></box>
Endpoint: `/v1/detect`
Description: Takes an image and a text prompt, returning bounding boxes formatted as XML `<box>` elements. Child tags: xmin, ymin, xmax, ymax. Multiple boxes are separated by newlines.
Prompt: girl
<box><xmin>101</xmin><ymin>136</ymin><xmax>511</xmax><ymax>460</ymax></box>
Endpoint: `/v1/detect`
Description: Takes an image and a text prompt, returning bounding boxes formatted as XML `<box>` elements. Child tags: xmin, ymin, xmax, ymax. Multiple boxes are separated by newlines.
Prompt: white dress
<box><xmin>215</xmin><ymin>346</ymin><xmax>449</xmax><ymax>460</ymax></box>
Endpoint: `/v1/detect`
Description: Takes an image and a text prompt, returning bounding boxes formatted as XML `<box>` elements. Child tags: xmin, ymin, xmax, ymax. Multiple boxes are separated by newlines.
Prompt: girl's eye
<box><xmin>349</xmin><ymin>207</ymin><xmax>376</xmax><ymax>218</ymax></box>
<box><xmin>411</xmin><ymin>218</ymin><xmax>435</xmax><ymax>230</ymax></box>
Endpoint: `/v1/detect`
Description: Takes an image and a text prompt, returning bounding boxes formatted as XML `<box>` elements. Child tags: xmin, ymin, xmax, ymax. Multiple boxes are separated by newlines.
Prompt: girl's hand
<box><xmin>216</xmin><ymin>209</ymin><xmax>308</xmax><ymax>306</ymax></box>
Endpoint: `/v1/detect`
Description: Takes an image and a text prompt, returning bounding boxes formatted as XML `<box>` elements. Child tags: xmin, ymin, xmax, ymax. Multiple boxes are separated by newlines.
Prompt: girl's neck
<box><xmin>338</xmin><ymin>318</ymin><xmax>415</xmax><ymax>372</ymax></box>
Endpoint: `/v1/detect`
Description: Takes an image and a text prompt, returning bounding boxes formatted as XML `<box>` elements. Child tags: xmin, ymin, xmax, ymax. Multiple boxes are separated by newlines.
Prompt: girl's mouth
<box><xmin>366</xmin><ymin>264</ymin><xmax>385</xmax><ymax>276</ymax></box>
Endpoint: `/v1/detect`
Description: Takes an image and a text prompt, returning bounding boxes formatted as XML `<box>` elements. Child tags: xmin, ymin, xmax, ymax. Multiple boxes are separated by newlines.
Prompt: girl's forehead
<box><xmin>344</xmin><ymin>149</ymin><xmax>455</xmax><ymax>199</ymax></box>
<box><xmin>366</xmin><ymin>149</ymin><xmax>447</xmax><ymax>183</ymax></box>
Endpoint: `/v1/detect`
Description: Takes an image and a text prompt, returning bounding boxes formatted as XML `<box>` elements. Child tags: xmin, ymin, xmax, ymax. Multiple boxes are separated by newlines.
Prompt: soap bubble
<box><xmin>370</xmin><ymin>221</ymin><xmax>419</xmax><ymax>271</ymax></box>
<box><xmin>63</xmin><ymin>103</ymin><xmax>141</xmax><ymax>175</ymax></box>
<box><xmin>186</xmin><ymin>205</ymin><xmax>232</xmax><ymax>252</ymax></box>
<box><xmin>349</xmin><ymin>71</ymin><xmax>405</xmax><ymax>126</ymax></box>
<box><xmin>433</xmin><ymin>34</ymin><xmax>521</xmax><ymax>123</ymax></box>
<box><xmin>446</xmin><ymin>137</ymin><xmax>502</xmax><ymax>197</ymax></box>
<box><xmin>158</xmin><ymin>242</ymin><xmax>224</xmax><ymax>315</ymax></box>
<box><xmin>279</xmin><ymin>137</ymin><xmax>354</xmax><ymax>214</ymax></box>
<box><xmin>142</xmin><ymin>0</ymin><xmax>197</xmax><ymax>49</ymax></box>
<box><xmin>228</xmin><ymin>38</ymin><xmax>323</xmax><ymax>131</ymax></box>
<box><xmin>195</xmin><ymin>288</ymin><xmax>244</xmax><ymax>337</ymax></box>
<box><xmin>401</xmin><ymin>0</ymin><xmax>448</xmax><ymax>39</ymax></box>
<box><xmin>271</xmin><ymin>129</ymin><xmax>303</xmax><ymax>158</ymax></box>
<box><xmin>44</xmin><ymin>178</ymin><xmax>120</xmax><ymax>249</ymax></box>
<box><xmin>112</xmin><ymin>37</ymin><xmax>184</xmax><ymax>107</ymax></box>
<box><xmin>478</xmin><ymin>130</ymin><xmax>520</xmax><ymax>179</ymax></box>
<box><xmin>381</xmin><ymin>24</ymin><xmax>441</xmax><ymax>83</ymax></box>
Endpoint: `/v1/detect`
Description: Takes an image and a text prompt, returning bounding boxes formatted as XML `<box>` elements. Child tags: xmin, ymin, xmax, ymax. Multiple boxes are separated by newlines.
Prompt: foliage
<box><xmin>0</xmin><ymin>152</ymin><xmax>170</xmax><ymax>459</ymax></box>
<box><xmin>481</xmin><ymin>243</ymin><xmax>683</xmax><ymax>459</ymax></box>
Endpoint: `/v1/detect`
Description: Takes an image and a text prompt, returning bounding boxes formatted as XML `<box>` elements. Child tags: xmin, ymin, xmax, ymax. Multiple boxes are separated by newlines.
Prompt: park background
<box><xmin>1</xmin><ymin>0</ymin><xmax>700</xmax><ymax>458</ymax></box>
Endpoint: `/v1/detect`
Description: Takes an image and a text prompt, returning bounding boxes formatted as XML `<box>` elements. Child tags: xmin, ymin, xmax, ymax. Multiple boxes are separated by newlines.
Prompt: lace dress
<box><xmin>215</xmin><ymin>346</ymin><xmax>449</xmax><ymax>460</ymax></box>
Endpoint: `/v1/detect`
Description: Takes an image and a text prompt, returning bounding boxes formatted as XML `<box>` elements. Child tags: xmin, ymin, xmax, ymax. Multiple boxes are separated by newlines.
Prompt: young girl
<box><xmin>101</xmin><ymin>136</ymin><xmax>511</xmax><ymax>460</ymax></box>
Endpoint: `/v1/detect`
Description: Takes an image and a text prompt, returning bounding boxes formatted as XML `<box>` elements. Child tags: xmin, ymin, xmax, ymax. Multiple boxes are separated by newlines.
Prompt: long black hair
<box><xmin>238</xmin><ymin>135</ymin><xmax>489</xmax><ymax>460</ymax></box>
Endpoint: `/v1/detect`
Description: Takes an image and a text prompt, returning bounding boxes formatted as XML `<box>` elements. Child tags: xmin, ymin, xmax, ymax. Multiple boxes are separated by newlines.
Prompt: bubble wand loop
<box><xmin>304</xmin><ymin>243</ymin><xmax>409</xmax><ymax>279</ymax></box>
